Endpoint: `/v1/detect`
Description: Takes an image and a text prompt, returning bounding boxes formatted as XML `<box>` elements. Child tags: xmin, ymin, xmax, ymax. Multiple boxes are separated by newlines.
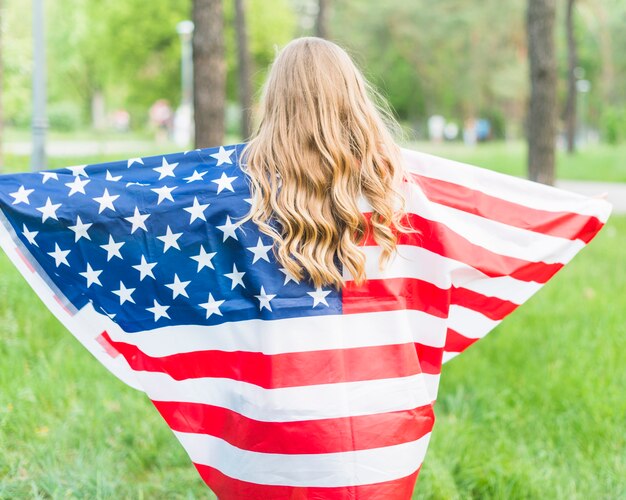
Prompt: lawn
<box><xmin>0</xmin><ymin>222</ymin><xmax>624</xmax><ymax>496</ymax></box>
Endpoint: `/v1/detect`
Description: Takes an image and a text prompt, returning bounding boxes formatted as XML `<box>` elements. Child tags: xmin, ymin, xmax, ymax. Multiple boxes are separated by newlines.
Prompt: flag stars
<box><xmin>199</xmin><ymin>293</ymin><xmax>225</xmax><ymax>319</ymax></box>
<box><xmin>279</xmin><ymin>267</ymin><xmax>300</xmax><ymax>285</ymax></box>
<box><xmin>247</xmin><ymin>237</ymin><xmax>272</xmax><ymax>264</ymax></box>
<box><xmin>68</xmin><ymin>215</ymin><xmax>92</xmax><ymax>242</ymax></box>
<box><xmin>183</xmin><ymin>196</ymin><xmax>210</xmax><ymax>223</ymax></box>
<box><xmin>132</xmin><ymin>255</ymin><xmax>157</xmax><ymax>281</ymax></box>
<box><xmin>147</xmin><ymin>300</ymin><xmax>170</xmax><ymax>321</ymax></box>
<box><xmin>153</xmin><ymin>157</ymin><xmax>179</xmax><ymax>180</ymax></box>
<box><xmin>36</xmin><ymin>197</ymin><xmax>62</xmax><ymax>222</ymax></box>
<box><xmin>67</xmin><ymin>164</ymin><xmax>88</xmax><ymax>177</ymax></box>
<box><xmin>79</xmin><ymin>263</ymin><xmax>102</xmax><ymax>287</ymax></box>
<box><xmin>106</xmin><ymin>170</ymin><xmax>122</xmax><ymax>182</ymax></box>
<box><xmin>210</xmin><ymin>146</ymin><xmax>235</xmax><ymax>166</ymax></box>
<box><xmin>40</xmin><ymin>171</ymin><xmax>58</xmax><ymax>183</ymax></box>
<box><xmin>65</xmin><ymin>176</ymin><xmax>90</xmax><ymax>196</ymax></box>
<box><xmin>307</xmin><ymin>287</ymin><xmax>331</xmax><ymax>307</ymax></box>
<box><xmin>100</xmin><ymin>235</ymin><xmax>125</xmax><ymax>261</ymax></box>
<box><xmin>93</xmin><ymin>188</ymin><xmax>120</xmax><ymax>213</ymax></box>
<box><xmin>190</xmin><ymin>245</ymin><xmax>217</xmax><ymax>271</ymax></box>
<box><xmin>9</xmin><ymin>185</ymin><xmax>34</xmax><ymax>205</ymax></box>
<box><xmin>157</xmin><ymin>225</ymin><xmax>182</xmax><ymax>252</ymax></box>
<box><xmin>127</xmin><ymin>157</ymin><xmax>144</xmax><ymax>168</ymax></box>
<box><xmin>124</xmin><ymin>207</ymin><xmax>150</xmax><ymax>233</ymax></box>
<box><xmin>112</xmin><ymin>281</ymin><xmax>136</xmax><ymax>305</ymax></box>
<box><xmin>216</xmin><ymin>215</ymin><xmax>239</xmax><ymax>241</ymax></box>
<box><xmin>184</xmin><ymin>170</ymin><xmax>207</xmax><ymax>183</ymax></box>
<box><xmin>165</xmin><ymin>274</ymin><xmax>191</xmax><ymax>299</ymax></box>
<box><xmin>255</xmin><ymin>286</ymin><xmax>276</xmax><ymax>312</ymax></box>
<box><xmin>151</xmin><ymin>184</ymin><xmax>177</xmax><ymax>204</ymax></box>
<box><xmin>224</xmin><ymin>263</ymin><xmax>245</xmax><ymax>289</ymax></box>
<box><xmin>47</xmin><ymin>243</ymin><xmax>71</xmax><ymax>267</ymax></box>
<box><xmin>212</xmin><ymin>172</ymin><xmax>237</xmax><ymax>194</ymax></box>
<box><xmin>22</xmin><ymin>225</ymin><xmax>39</xmax><ymax>246</ymax></box>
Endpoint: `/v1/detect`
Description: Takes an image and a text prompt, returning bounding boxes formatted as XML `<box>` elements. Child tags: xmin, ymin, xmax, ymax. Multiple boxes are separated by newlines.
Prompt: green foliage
<box><xmin>601</xmin><ymin>107</ymin><xmax>626</xmax><ymax>145</ymax></box>
<box><xmin>47</xmin><ymin>101</ymin><xmax>84</xmax><ymax>132</ymax></box>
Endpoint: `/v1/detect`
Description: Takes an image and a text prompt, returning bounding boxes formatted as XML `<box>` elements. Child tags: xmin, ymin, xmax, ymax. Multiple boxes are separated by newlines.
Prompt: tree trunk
<box><xmin>193</xmin><ymin>0</ymin><xmax>225</xmax><ymax>148</ymax></box>
<box><xmin>527</xmin><ymin>0</ymin><xmax>557</xmax><ymax>185</ymax></box>
<box><xmin>564</xmin><ymin>0</ymin><xmax>577</xmax><ymax>154</ymax></box>
<box><xmin>235</xmin><ymin>0</ymin><xmax>252</xmax><ymax>140</ymax></box>
<box><xmin>316</xmin><ymin>0</ymin><xmax>330</xmax><ymax>39</ymax></box>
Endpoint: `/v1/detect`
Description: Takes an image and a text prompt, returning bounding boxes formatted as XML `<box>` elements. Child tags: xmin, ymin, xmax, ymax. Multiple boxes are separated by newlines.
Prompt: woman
<box><xmin>0</xmin><ymin>37</ymin><xmax>611</xmax><ymax>498</ymax></box>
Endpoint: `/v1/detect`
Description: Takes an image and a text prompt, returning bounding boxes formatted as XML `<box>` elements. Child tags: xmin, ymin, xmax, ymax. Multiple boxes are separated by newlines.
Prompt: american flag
<box><xmin>0</xmin><ymin>144</ymin><xmax>611</xmax><ymax>498</ymax></box>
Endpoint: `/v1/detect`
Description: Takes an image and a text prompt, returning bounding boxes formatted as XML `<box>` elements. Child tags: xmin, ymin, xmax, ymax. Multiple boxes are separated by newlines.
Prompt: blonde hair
<box><xmin>241</xmin><ymin>37</ymin><xmax>411</xmax><ymax>288</ymax></box>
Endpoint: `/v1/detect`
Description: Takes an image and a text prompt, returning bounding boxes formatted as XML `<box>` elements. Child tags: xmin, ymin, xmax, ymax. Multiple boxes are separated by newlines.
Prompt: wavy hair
<box><xmin>241</xmin><ymin>37</ymin><xmax>413</xmax><ymax>288</ymax></box>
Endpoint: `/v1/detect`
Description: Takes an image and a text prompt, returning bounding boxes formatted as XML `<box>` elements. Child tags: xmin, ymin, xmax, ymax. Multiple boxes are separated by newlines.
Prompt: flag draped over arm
<box><xmin>0</xmin><ymin>144</ymin><xmax>611</xmax><ymax>498</ymax></box>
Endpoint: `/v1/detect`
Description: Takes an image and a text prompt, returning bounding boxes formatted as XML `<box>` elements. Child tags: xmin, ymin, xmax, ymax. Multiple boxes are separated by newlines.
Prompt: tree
<box><xmin>564</xmin><ymin>0</ymin><xmax>578</xmax><ymax>154</ymax></box>
<box><xmin>193</xmin><ymin>0</ymin><xmax>226</xmax><ymax>148</ymax></box>
<box><xmin>316</xmin><ymin>0</ymin><xmax>330</xmax><ymax>39</ymax></box>
<box><xmin>235</xmin><ymin>0</ymin><xmax>252</xmax><ymax>140</ymax></box>
<box><xmin>527</xmin><ymin>0</ymin><xmax>557</xmax><ymax>185</ymax></box>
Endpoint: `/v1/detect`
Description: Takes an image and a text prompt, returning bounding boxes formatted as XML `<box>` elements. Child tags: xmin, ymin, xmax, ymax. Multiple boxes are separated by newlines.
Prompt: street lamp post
<box><xmin>31</xmin><ymin>0</ymin><xmax>48</xmax><ymax>171</ymax></box>
<box><xmin>174</xmin><ymin>20</ymin><xmax>194</xmax><ymax>147</ymax></box>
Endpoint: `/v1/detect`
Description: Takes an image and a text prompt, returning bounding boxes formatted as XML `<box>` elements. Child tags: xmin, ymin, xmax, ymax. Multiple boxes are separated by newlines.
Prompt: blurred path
<box><xmin>5</xmin><ymin>140</ymin><xmax>156</xmax><ymax>157</ymax></box>
<box><xmin>556</xmin><ymin>180</ymin><xmax>626</xmax><ymax>214</ymax></box>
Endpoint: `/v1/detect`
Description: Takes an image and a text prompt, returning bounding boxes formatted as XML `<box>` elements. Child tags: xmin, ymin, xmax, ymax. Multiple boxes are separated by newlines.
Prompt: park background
<box><xmin>0</xmin><ymin>0</ymin><xmax>625</xmax><ymax>498</ymax></box>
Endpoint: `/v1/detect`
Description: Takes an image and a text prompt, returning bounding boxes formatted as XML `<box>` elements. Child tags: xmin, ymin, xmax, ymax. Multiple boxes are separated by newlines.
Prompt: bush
<box><xmin>47</xmin><ymin>101</ymin><xmax>84</xmax><ymax>132</ymax></box>
<box><xmin>601</xmin><ymin>107</ymin><xmax>626</xmax><ymax>145</ymax></box>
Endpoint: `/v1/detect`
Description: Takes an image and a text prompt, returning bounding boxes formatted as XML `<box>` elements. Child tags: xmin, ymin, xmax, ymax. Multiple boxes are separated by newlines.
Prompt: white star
<box><xmin>127</xmin><ymin>157</ymin><xmax>144</xmax><ymax>168</ymax></box>
<box><xmin>157</xmin><ymin>225</ymin><xmax>182</xmax><ymax>252</ymax></box>
<box><xmin>106</xmin><ymin>170</ymin><xmax>122</xmax><ymax>182</ymax></box>
<box><xmin>47</xmin><ymin>243</ymin><xmax>71</xmax><ymax>267</ymax></box>
<box><xmin>224</xmin><ymin>264</ymin><xmax>245</xmax><ymax>289</ymax></box>
<box><xmin>216</xmin><ymin>215</ymin><xmax>239</xmax><ymax>241</ymax></box>
<box><xmin>68</xmin><ymin>215</ymin><xmax>92</xmax><ymax>242</ymax></box>
<box><xmin>112</xmin><ymin>281</ymin><xmax>135</xmax><ymax>305</ymax></box>
<box><xmin>212</xmin><ymin>172</ymin><xmax>237</xmax><ymax>194</ymax></box>
<box><xmin>9</xmin><ymin>185</ymin><xmax>34</xmax><ymax>205</ymax></box>
<box><xmin>255</xmin><ymin>286</ymin><xmax>276</xmax><ymax>312</ymax></box>
<box><xmin>247</xmin><ymin>237</ymin><xmax>272</xmax><ymax>264</ymax></box>
<box><xmin>199</xmin><ymin>293</ymin><xmax>225</xmax><ymax>319</ymax></box>
<box><xmin>279</xmin><ymin>267</ymin><xmax>300</xmax><ymax>285</ymax></box>
<box><xmin>184</xmin><ymin>170</ymin><xmax>207</xmax><ymax>183</ymax></box>
<box><xmin>100</xmin><ymin>235</ymin><xmax>125</xmax><ymax>261</ymax></box>
<box><xmin>124</xmin><ymin>207</ymin><xmax>150</xmax><ymax>233</ymax></box>
<box><xmin>132</xmin><ymin>255</ymin><xmax>157</xmax><ymax>281</ymax></box>
<box><xmin>153</xmin><ymin>157</ymin><xmax>179</xmax><ymax>180</ymax></box>
<box><xmin>165</xmin><ymin>273</ymin><xmax>191</xmax><ymax>299</ymax></box>
<box><xmin>307</xmin><ymin>287</ymin><xmax>331</xmax><ymax>307</ymax></box>
<box><xmin>93</xmin><ymin>188</ymin><xmax>120</xmax><ymax>213</ymax></box>
<box><xmin>22</xmin><ymin>225</ymin><xmax>39</xmax><ymax>246</ymax></box>
<box><xmin>65</xmin><ymin>176</ymin><xmax>90</xmax><ymax>196</ymax></box>
<box><xmin>36</xmin><ymin>197</ymin><xmax>62</xmax><ymax>222</ymax></box>
<box><xmin>190</xmin><ymin>245</ymin><xmax>217</xmax><ymax>271</ymax></box>
<box><xmin>40</xmin><ymin>171</ymin><xmax>58</xmax><ymax>183</ymax></box>
<box><xmin>147</xmin><ymin>300</ymin><xmax>170</xmax><ymax>321</ymax></box>
<box><xmin>67</xmin><ymin>164</ymin><xmax>88</xmax><ymax>177</ymax></box>
<box><xmin>151</xmin><ymin>185</ymin><xmax>177</xmax><ymax>204</ymax></box>
<box><xmin>210</xmin><ymin>146</ymin><xmax>235</xmax><ymax>166</ymax></box>
<box><xmin>79</xmin><ymin>263</ymin><xmax>102</xmax><ymax>287</ymax></box>
<box><xmin>183</xmin><ymin>196</ymin><xmax>210</xmax><ymax>223</ymax></box>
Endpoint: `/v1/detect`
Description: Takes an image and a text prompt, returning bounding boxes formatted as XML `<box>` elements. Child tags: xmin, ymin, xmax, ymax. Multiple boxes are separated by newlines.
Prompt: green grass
<box><xmin>406</xmin><ymin>141</ymin><xmax>626</xmax><ymax>183</ymax></box>
<box><xmin>0</xmin><ymin>210</ymin><xmax>624</xmax><ymax>498</ymax></box>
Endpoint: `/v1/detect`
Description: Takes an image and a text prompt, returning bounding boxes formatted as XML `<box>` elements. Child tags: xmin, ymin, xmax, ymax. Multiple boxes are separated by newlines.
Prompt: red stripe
<box><xmin>153</xmin><ymin>400</ymin><xmax>434</xmax><ymax>455</ymax></box>
<box><xmin>414</xmin><ymin>343</ymin><xmax>444</xmax><ymax>375</ymax></box>
<box><xmin>410</xmin><ymin>173</ymin><xmax>603</xmax><ymax>243</ymax></box>
<box><xmin>450</xmin><ymin>287</ymin><xmax>519</xmax><ymax>321</ymax></box>
<box><xmin>193</xmin><ymin>463</ymin><xmax>421</xmax><ymax>500</ymax></box>
<box><xmin>362</xmin><ymin>213</ymin><xmax>564</xmax><ymax>284</ymax></box>
<box><xmin>343</xmin><ymin>277</ymin><xmax>449</xmax><ymax>318</ymax></box>
<box><xmin>100</xmin><ymin>332</ymin><xmax>422</xmax><ymax>388</ymax></box>
<box><xmin>445</xmin><ymin>328</ymin><xmax>479</xmax><ymax>353</ymax></box>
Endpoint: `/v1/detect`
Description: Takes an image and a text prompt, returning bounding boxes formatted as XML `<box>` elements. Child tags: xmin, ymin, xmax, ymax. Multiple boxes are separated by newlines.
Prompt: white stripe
<box><xmin>442</xmin><ymin>351</ymin><xmax>459</xmax><ymax>364</ymax></box>
<box><xmin>96</xmin><ymin>307</ymin><xmax>448</xmax><ymax>357</ymax></box>
<box><xmin>139</xmin><ymin>371</ymin><xmax>433</xmax><ymax>422</ymax></box>
<box><xmin>447</xmin><ymin>305</ymin><xmax>500</xmax><ymax>340</ymax></box>
<box><xmin>400</xmin><ymin>147</ymin><xmax>612</xmax><ymax>222</ymax></box>
<box><xmin>402</xmin><ymin>186</ymin><xmax>587</xmax><ymax>265</ymax></box>
<box><xmin>175</xmin><ymin>430</ymin><xmax>431</xmax><ymax>487</ymax></box>
<box><xmin>359</xmin><ymin>245</ymin><xmax>542</xmax><ymax>304</ymax></box>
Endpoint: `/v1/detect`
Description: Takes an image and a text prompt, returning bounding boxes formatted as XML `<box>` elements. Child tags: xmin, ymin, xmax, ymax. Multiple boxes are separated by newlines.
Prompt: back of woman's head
<box><xmin>242</xmin><ymin>36</ymin><xmax>410</xmax><ymax>288</ymax></box>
